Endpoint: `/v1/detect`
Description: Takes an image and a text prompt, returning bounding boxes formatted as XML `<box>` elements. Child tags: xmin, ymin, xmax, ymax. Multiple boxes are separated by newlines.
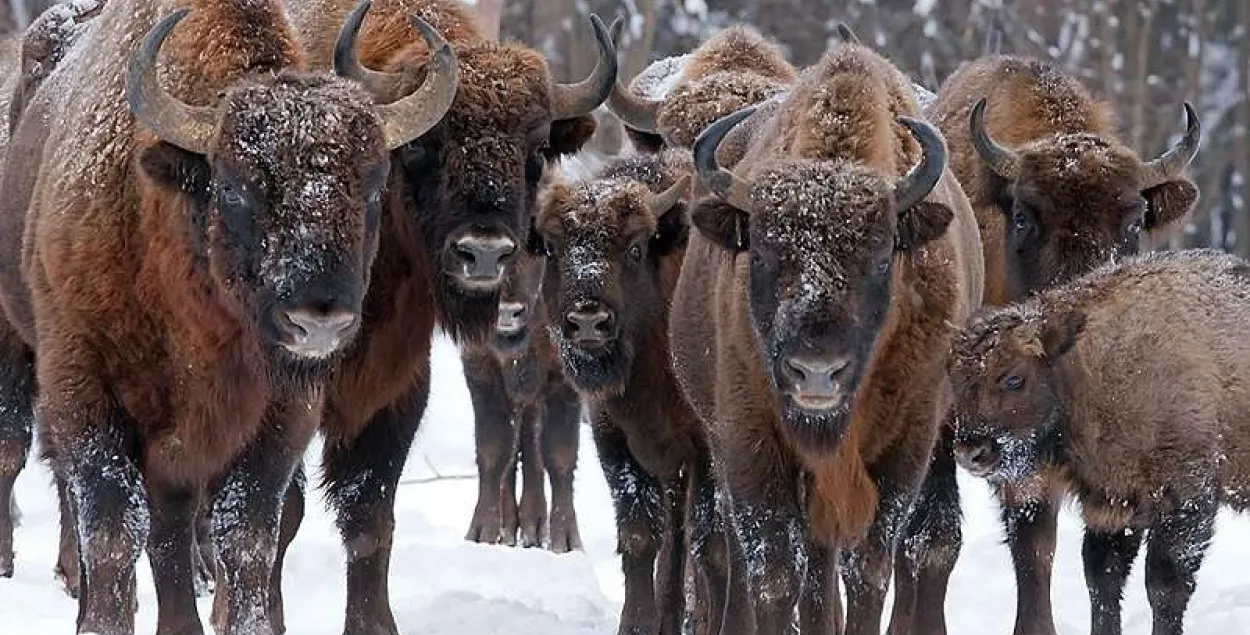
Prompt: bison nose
<box><xmin>564</xmin><ymin>302</ymin><xmax>615</xmax><ymax>347</ymax></box>
<box><xmin>279</xmin><ymin>308</ymin><xmax>359</xmax><ymax>359</ymax></box>
<box><xmin>497</xmin><ymin>302</ymin><xmax>527</xmax><ymax>334</ymax></box>
<box><xmin>452</xmin><ymin>235</ymin><xmax>516</xmax><ymax>289</ymax></box>
<box><xmin>780</xmin><ymin>355</ymin><xmax>851</xmax><ymax>411</ymax></box>
<box><xmin>954</xmin><ymin>440</ymin><xmax>1001</xmax><ymax>477</ymax></box>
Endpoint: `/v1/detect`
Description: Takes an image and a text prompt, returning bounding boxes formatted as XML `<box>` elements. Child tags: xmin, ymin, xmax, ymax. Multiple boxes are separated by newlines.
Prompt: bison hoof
<box><xmin>0</xmin><ymin>554</ymin><xmax>12</xmax><ymax>578</ymax></box>
<box><xmin>54</xmin><ymin>563</ymin><xmax>80</xmax><ymax>599</ymax></box>
<box><xmin>464</xmin><ymin>507</ymin><xmax>504</xmax><ymax>545</ymax></box>
<box><xmin>547</xmin><ymin>508</ymin><xmax>582</xmax><ymax>553</ymax></box>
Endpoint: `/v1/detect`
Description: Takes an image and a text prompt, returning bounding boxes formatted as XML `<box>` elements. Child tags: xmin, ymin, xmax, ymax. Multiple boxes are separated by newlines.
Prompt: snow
<box><xmin>3</xmin><ymin>334</ymin><xmax>1250</xmax><ymax>633</ymax></box>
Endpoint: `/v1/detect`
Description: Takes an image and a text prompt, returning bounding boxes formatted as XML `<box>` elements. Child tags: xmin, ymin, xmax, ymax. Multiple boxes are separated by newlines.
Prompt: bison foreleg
<box><xmin>593</xmin><ymin>418</ymin><xmax>664</xmax><ymax>635</ymax></box>
<box><xmin>267</xmin><ymin>466</ymin><xmax>305</xmax><ymax>634</ymax></box>
<box><xmin>687</xmin><ymin>453</ymin><xmax>728</xmax><ymax>635</ymax></box>
<box><xmin>997</xmin><ymin>488</ymin><xmax>1061</xmax><ymax>635</ymax></box>
<box><xmin>0</xmin><ymin>328</ymin><xmax>34</xmax><ymax>580</ymax></box>
<box><xmin>54</xmin><ymin>469</ymin><xmax>81</xmax><ymax>598</ymax></box>
<box><xmin>1144</xmin><ymin>492</ymin><xmax>1216</xmax><ymax>635</ymax></box>
<box><xmin>147</xmin><ymin>484</ymin><xmax>207</xmax><ymax>635</ymax></box>
<box><xmin>799</xmin><ymin>538</ymin><xmax>840</xmax><ymax>635</ymax></box>
<box><xmin>517</xmin><ymin>401</ymin><xmax>548</xmax><ymax>548</ymax></box>
<box><xmin>1082</xmin><ymin>526</ymin><xmax>1144</xmax><ymax>635</ymax></box>
<box><xmin>724</xmin><ymin>483</ymin><xmax>805</xmax><ymax>635</ymax></box>
<box><xmin>542</xmin><ymin>385</ymin><xmax>582</xmax><ymax>553</ymax></box>
<box><xmin>323</xmin><ymin>380</ymin><xmax>426</xmax><ymax>635</ymax></box>
<box><xmin>655</xmin><ymin>478</ymin><xmax>689</xmax><ymax>635</ymax></box>
<box><xmin>462</xmin><ymin>353</ymin><xmax>515</xmax><ymax>545</ymax></box>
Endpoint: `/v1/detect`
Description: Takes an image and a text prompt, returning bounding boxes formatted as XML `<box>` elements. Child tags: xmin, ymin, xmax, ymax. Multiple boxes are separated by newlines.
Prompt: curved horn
<box><xmin>894</xmin><ymin>117</ymin><xmax>948</xmax><ymax>211</ymax></box>
<box><xmin>647</xmin><ymin>174</ymin><xmax>691</xmax><ymax>217</ymax></box>
<box><xmin>1140</xmin><ymin>102</ymin><xmax>1201</xmax><ymax>189</ymax></box>
<box><xmin>335</xmin><ymin>1</ymin><xmax>408</xmax><ymax>103</ymax></box>
<box><xmin>692</xmin><ymin>105</ymin><xmax>755</xmax><ymax>209</ymax></box>
<box><xmin>969</xmin><ymin>97</ymin><xmax>1020</xmax><ymax>180</ymax></box>
<box><xmin>126</xmin><ymin>9</ymin><xmax>217</xmax><ymax>154</ymax></box>
<box><xmin>550</xmin><ymin>14</ymin><xmax>618</xmax><ymax>120</ymax></box>
<box><xmin>835</xmin><ymin>23</ymin><xmax>861</xmax><ymax>45</ymax></box>
<box><xmin>603</xmin><ymin>15</ymin><xmax>659</xmax><ymax>132</ymax></box>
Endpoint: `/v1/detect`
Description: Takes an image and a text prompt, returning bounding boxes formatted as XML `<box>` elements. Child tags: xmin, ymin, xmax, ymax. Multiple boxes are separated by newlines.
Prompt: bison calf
<box><xmin>461</xmin><ymin>246</ymin><xmax>582</xmax><ymax>552</ymax></box>
<box><xmin>949</xmin><ymin>249</ymin><xmax>1250</xmax><ymax>635</ymax></box>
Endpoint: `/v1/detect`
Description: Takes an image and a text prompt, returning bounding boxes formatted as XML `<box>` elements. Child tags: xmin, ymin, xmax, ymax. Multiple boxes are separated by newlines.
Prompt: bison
<box><xmin>924</xmin><ymin>55</ymin><xmax>1202</xmax><ymax>635</ymax></box>
<box><xmin>533</xmin><ymin>148</ymin><xmax>722</xmax><ymax>635</ymax></box>
<box><xmin>0</xmin><ymin>0</ymin><xmax>457</xmax><ymax>633</ymax></box>
<box><xmin>673</xmin><ymin>41</ymin><xmax>983</xmax><ymax>635</ymax></box>
<box><xmin>948</xmin><ymin>248</ymin><xmax>1250</xmax><ymax>635</ymax></box>
<box><xmin>459</xmin><ymin>244</ymin><xmax>583</xmax><ymax>552</ymax></box>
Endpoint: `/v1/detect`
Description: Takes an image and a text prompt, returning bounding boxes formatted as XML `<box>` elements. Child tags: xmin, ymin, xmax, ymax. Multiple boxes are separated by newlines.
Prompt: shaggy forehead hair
<box><xmin>949</xmin><ymin>306</ymin><xmax>1037</xmax><ymax>379</ymax></box>
<box><xmin>542</xmin><ymin>178</ymin><xmax>655</xmax><ymax>238</ymax></box>
<box><xmin>444</xmin><ymin>43</ymin><xmax>554</xmax><ymax>131</ymax></box>
<box><xmin>1018</xmin><ymin>133</ymin><xmax>1140</xmax><ymax>191</ymax></box>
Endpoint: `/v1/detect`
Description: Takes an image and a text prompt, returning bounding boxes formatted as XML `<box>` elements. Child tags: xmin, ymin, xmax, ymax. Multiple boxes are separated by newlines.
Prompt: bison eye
<box><xmin>1125</xmin><ymin>218</ymin><xmax>1143</xmax><ymax>236</ymax></box>
<box><xmin>219</xmin><ymin>187</ymin><xmax>245</xmax><ymax>209</ymax></box>
<box><xmin>628</xmin><ymin>244</ymin><xmax>643</xmax><ymax>263</ymax></box>
<box><xmin>1003</xmin><ymin>375</ymin><xmax>1024</xmax><ymax>391</ymax></box>
<box><xmin>1012</xmin><ymin>209</ymin><xmax>1030</xmax><ymax>231</ymax></box>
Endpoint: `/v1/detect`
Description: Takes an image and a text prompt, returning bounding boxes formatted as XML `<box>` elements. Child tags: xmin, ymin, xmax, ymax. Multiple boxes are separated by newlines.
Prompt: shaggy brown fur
<box><xmin>0</xmin><ymin>1</ymin><xmax>411</xmax><ymax>633</ymax></box>
<box><xmin>949</xmin><ymin>249</ymin><xmax>1250</xmax><ymax>635</ymax></box>
<box><xmin>533</xmin><ymin>149</ymin><xmax>721</xmax><ymax>635</ymax></box>
<box><xmin>931</xmin><ymin>55</ymin><xmax>1198</xmax><ymax>306</ymax></box>
<box><xmin>460</xmin><ymin>247</ymin><xmax>583</xmax><ymax>552</ymax></box>
<box><xmin>672</xmin><ymin>43</ymin><xmax>982</xmax><ymax>635</ymax></box>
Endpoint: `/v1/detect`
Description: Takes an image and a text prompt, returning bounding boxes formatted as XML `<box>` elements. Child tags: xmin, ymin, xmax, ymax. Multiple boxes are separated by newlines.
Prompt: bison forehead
<box><xmin>1021</xmin><ymin>133</ymin><xmax>1137</xmax><ymax>182</ymax></box>
<box><xmin>950</xmin><ymin>307</ymin><xmax>1035</xmax><ymax>378</ymax></box>
<box><xmin>449</xmin><ymin>44</ymin><xmax>553</xmax><ymax>130</ymax></box>
<box><xmin>658</xmin><ymin>71</ymin><xmax>789</xmax><ymax>147</ymax></box>
<box><xmin>752</xmin><ymin>161</ymin><xmax>894</xmax><ymax>246</ymax></box>
<box><xmin>559</xmin><ymin>179</ymin><xmax>653</xmax><ymax>232</ymax></box>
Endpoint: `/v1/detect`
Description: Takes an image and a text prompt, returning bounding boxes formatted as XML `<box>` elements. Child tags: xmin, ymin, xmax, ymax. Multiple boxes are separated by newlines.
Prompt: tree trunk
<box><xmin>1236</xmin><ymin>0</ymin><xmax>1250</xmax><ymax>257</ymax></box>
<box><xmin>477</xmin><ymin>0</ymin><xmax>502</xmax><ymax>41</ymax></box>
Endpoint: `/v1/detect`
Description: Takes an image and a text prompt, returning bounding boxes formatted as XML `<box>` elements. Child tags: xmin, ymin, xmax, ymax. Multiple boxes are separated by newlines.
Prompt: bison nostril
<box><xmin>565</xmin><ymin>303</ymin><xmax>614</xmax><ymax>344</ymax></box>
<box><xmin>784</xmin><ymin>355</ymin><xmax>851</xmax><ymax>385</ymax></box>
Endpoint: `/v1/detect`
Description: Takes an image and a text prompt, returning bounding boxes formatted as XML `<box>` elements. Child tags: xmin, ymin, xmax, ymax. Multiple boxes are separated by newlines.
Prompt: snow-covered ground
<box><xmin>3</xmin><ymin>333</ymin><xmax>1250</xmax><ymax>633</ymax></box>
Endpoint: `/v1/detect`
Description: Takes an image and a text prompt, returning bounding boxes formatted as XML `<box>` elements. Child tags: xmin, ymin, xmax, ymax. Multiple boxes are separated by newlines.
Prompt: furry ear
<box><xmin>546</xmin><ymin>115</ymin><xmax>598</xmax><ymax>159</ymax></box>
<box><xmin>652</xmin><ymin>203</ymin><xmax>689</xmax><ymax>255</ymax></box>
<box><xmin>896</xmin><ymin>201</ymin><xmax>953</xmax><ymax>251</ymax></box>
<box><xmin>1143</xmin><ymin>178</ymin><xmax>1198</xmax><ymax>231</ymax></box>
<box><xmin>138</xmin><ymin>142</ymin><xmax>210</xmax><ymax>198</ymax></box>
<box><xmin>1039</xmin><ymin>311</ymin><xmax>1086</xmax><ymax>360</ymax></box>
<box><xmin>690</xmin><ymin>197</ymin><xmax>749</xmax><ymax>253</ymax></box>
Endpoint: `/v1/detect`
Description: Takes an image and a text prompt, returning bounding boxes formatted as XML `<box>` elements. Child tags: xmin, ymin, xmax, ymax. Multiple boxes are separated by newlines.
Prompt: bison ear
<box><xmin>545</xmin><ymin>115</ymin><xmax>598</xmax><ymax>159</ymax></box>
<box><xmin>1039</xmin><ymin>311</ymin><xmax>1085</xmax><ymax>360</ymax></box>
<box><xmin>138</xmin><ymin>142</ymin><xmax>210</xmax><ymax>198</ymax></box>
<box><xmin>652</xmin><ymin>204</ymin><xmax>689</xmax><ymax>256</ymax></box>
<box><xmin>690</xmin><ymin>197</ymin><xmax>749</xmax><ymax>253</ymax></box>
<box><xmin>896</xmin><ymin>201</ymin><xmax>953</xmax><ymax>251</ymax></box>
<box><xmin>1143</xmin><ymin>178</ymin><xmax>1198</xmax><ymax>231</ymax></box>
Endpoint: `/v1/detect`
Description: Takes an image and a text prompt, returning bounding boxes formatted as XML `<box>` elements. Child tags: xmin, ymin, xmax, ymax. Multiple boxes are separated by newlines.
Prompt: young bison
<box><xmin>949</xmin><ymin>249</ymin><xmax>1250</xmax><ymax>635</ymax></box>
<box><xmin>675</xmin><ymin>42</ymin><xmax>983</xmax><ymax>635</ymax></box>
<box><xmin>533</xmin><ymin>149</ymin><xmax>726</xmax><ymax>635</ymax></box>
<box><xmin>460</xmin><ymin>245</ymin><xmax>583</xmax><ymax>552</ymax></box>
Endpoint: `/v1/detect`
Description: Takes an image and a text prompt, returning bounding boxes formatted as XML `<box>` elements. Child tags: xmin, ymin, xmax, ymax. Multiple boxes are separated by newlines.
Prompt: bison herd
<box><xmin>0</xmin><ymin>1</ymin><xmax>1237</xmax><ymax>635</ymax></box>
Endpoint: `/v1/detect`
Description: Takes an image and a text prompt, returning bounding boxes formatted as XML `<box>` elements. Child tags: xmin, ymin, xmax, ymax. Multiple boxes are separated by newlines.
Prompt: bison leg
<box><xmin>889</xmin><ymin>426</ymin><xmax>962</xmax><ymax>635</ymax></box>
<box><xmin>593</xmin><ymin>418</ymin><xmax>664</xmax><ymax>635</ymax></box>
<box><xmin>687</xmin><ymin>453</ymin><xmax>728</xmax><ymax>635</ymax></box>
<box><xmin>147</xmin><ymin>484</ymin><xmax>207</xmax><ymax>635</ymax></box>
<box><xmin>723</xmin><ymin>481</ymin><xmax>805</xmax><ymax>635</ymax></box>
<box><xmin>192</xmin><ymin>489</ymin><xmax>217</xmax><ymax>598</ymax></box>
<box><xmin>54</xmin><ymin>470</ymin><xmax>81</xmax><ymax>598</ymax></box>
<box><xmin>1082</xmin><ymin>526</ymin><xmax>1144</xmax><ymax>635</ymax></box>
<box><xmin>999</xmin><ymin>491</ymin><xmax>1061</xmax><ymax>635</ymax></box>
<box><xmin>0</xmin><ymin>429</ymin><xmax>28</xmax><ymax>580</ymax></box>
<box><xmin>517</xmin><ymin>401</ymin><xmax>548</xmax><ymax>548</ymax></box>
<box><xmin>462</xmin><ymin>352</ymin><xmax>514</xmax><ymax>545</ymax></box>
<box><xmin>799</xmin><ymin>540</ymin><xmax>840</xmax><ymax>635</ymax></box>
<box><xmin>1144</xmin><ymin>494</ymin><xmax>1216</xmax><ymax>635</ymax></box>
<box><xmin>0</xmin><ymin>328</ymin><xmax>35</xmax><ymax>579</ymax></box>
<box><xmin>543</xmin><ymin>384</ymin><xmax>582</xmax><ymax>553</ymax></box>
<box><xmin>656</xmin><ymin>479</ymin><xmax>690</xmax><ymax>635</ymax></box>
<box><xmin>324</xmin><ymin>381</ymin><xmax>427</xmax><ymax>635</ymax></box>
<box><xmin>267</xmin><ymin>465</ymin><xmax>305</xmax><ymax>634</ymax></box>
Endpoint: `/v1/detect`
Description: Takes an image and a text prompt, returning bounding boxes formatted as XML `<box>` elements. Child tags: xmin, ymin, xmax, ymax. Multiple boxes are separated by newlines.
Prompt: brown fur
<box><xmin>949</xmin><ymin>249</ymin><xmax>1250</xmax><ymax>634</ymax></box>
<box><xmin>931</xmin><ymin>55</ymin><xmax>1198</xmax><ymax>306</ymax></box>
<box><xmin>671</xmin><ymin>43</ymin><xmax>982</xmax><ymax>634</ymax></box>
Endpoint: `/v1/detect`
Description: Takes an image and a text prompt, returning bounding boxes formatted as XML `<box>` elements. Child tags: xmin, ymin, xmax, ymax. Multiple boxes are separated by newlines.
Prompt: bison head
<box><xmin>971</xmin><ymin>98</ymin><xmax>1200</xmax><ymax>299</ymax></box>
<box><xmin>533</xmin><ymin>166</ymin><xmax>691</xmax><ymax>395</ymax></box>
<box><xmin>947</xmin><ymin>305</ymin><xmax>1084</xmax><ymax>482</ymax></box>
<box><xmin>691</xmin><ymin>106</ymin><xmax>952</xmax><ymax>448</ymax></box>
<box><xmin>336</xmin><ymin>2</ymin><xmax>617</xmax><ymax>342</ymax></box>
<box><xmin>491</xmin><ymin>245</ymin><xmax>546</xmax><ymax>355</ymax></box>
<box><xmin>128</xmin><ymin>9</ymin><xmax>456</xmax><ymax>364</ymax></box>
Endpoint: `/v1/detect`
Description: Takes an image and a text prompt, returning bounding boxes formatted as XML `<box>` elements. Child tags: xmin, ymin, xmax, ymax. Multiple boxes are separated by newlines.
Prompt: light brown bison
<box><xmin>533</xmin><ymin>149</ymin><xmax>721</xmax><ymax>635</ymax></box>
<box><xmin>948</xmin><ymin>249</ymin><xmax>1250</xmax><ymax>635</ymax></box>
<box><xmin>0</xmin><ymin>0</ymin><xmax>457</xmax><ymax>633</ymax></box>
<box><xmin>459</xmin><ymin>244</ymin><xmax>583</xmax><ymax>552</ymax></box>
<box><xmin>673</xmin><ymin>41</ymin><xmax>983</xmax><ymax>635</ymax></box>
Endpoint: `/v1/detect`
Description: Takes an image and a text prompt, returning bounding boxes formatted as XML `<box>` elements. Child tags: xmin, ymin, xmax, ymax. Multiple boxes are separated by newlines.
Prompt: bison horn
<box><xmin>1140</xmin><ymin>102</ymin><xmax>1201</xmax><ymax>189</ymax></box>
<box><xmin>126</xmin><ymin>9</ymin><xmax>218</xmax><ymax>154</ymax></box>
<box><xmin>969</xmin><ymin>97</ymin><xmax>1021</xmax><ymax>180</ymax></box>
<box><xmin>894</xmin><ymin>117</ymin><xmax>947</xmax><ymax>211</ymax></box>
<box><xmin>604</xmin><ymin>17</ymin><xmax>661</xmax><ymax>133</ymax></box>
<box><xmin>835</xmin><ymin>23</ymin><xmax>861</xmax><ymax>45</ymax></box>
<box><xmin>647</xmin><ymin>174</ymin><xmax>691</xmax><ymax>217</ymax></box>
<box><xmin>693</xmin><ymin>105</ymin><xmax>755</xmax><ymax>210</ymax></box>
<box><xmin>335</xmin><ymin>0</ymin><xmax>461</xmax><ymax>150</ymax></box>
<box><xmin>550</xmin><ymin>14</ymin><xmax>618</xmax><ymax>121</ymax></box>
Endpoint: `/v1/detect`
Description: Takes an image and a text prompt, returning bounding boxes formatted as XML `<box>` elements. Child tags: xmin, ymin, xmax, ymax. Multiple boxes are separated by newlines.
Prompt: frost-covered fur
<box><xmin>949</xmin><ymin>249</ymin><xmax>1250</xmax><ymax>635</ymax></box>
<box><xmin>931</xmin><ymin>55</ymin><xmax>1198</xmax><ymax>306</ymax></box>
<box><xmin>670</xmin><ymin>43</ymin><xmax>983</xmax><ymax>635</ymax></box>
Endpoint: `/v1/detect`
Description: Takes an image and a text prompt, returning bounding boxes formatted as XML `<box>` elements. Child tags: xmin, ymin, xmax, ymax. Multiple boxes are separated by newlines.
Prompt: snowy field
<box><xmin>2</xmin><ymin>333</ymin><xmax>1250</xmax><ymax>634</ymax></box>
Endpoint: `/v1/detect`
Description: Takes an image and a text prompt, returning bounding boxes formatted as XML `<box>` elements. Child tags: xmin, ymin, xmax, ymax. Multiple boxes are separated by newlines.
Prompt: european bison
<box><xmin>274</xmin><ymin>1</ymin><xmax>617</xmax><ymax>632</ymax></box>
<box><xmin>533</xmin><ymin>148</ymin><xmax>718</xmax><ymax>635</ymax></box>
<box><xmin>926</xmin><ymin>55</ymin><xmax>1202</xmax><ymax>635</ymax></box>
<box><xmin>673</xmin><ymin>41</ymin><xmax>983</xmax><ymax>635</ymax></box>
<box><xmin>948</xmin><ymin>249</ymin><xmax>1250</xmax><ymax>635</ymax></box>
<box><xmin>0</xmin><ymin>0</ymin><xmax>457</xmax><ymax>633</ymax></box>
<box><xmin>460</xmin><ymin>244</ymin><xmax>583</xmax><ymax>551</ymax></box>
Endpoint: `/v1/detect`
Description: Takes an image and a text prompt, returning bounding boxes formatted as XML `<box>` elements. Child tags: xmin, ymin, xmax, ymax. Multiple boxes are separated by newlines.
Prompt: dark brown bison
<box><xmin>925</xmin><ymin>55</ymin><xmax>1202</xmax><ymax>635</ymax></box>
<box><xmin>533</xmin><ymin>148</ymin><xmax>720</xmax><ymax>635</ymax></box>
<box><xmin>460</xmin><ymin>245</ymin><xmax>583</xmax><ymax>552</ymax></box>
<box><xmin>672</xmin><ymin>41</ymin><xmax>983</xmax><ymax>635</ymax></box>
<box><xmin>270</xmin><ymin>1</ymin><xmax>617</xmax><ymax>632</ymax></box>
<box><xmin>607</xmin><ymin>23</ymin><xmax>796</xmax><ymax>152</ymax></box>
<box><xmin>0</xmin><ymin>0</ymin><xmax>457</xmax><ymax>632</ymax></box>
<box><xmin>948</xmin><ymin>248</ymin><xmax>1250</xmax><ymax>635</ymax></box>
